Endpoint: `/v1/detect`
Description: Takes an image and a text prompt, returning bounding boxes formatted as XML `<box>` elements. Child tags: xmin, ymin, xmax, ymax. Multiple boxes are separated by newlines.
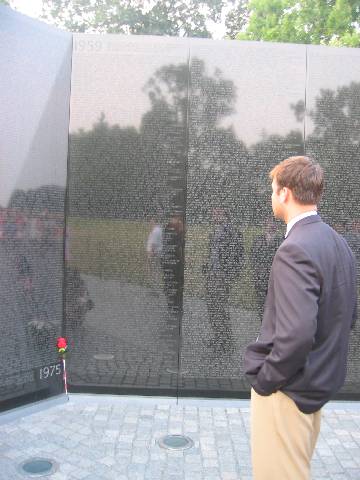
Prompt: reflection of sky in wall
<box><xmin>71</xmin><ymin>36</ymin><xmax>305</xmax><ymax>145</ymax></box>
<box><xmin>0</xmin><ymin>7</ymin><xmax>71</xmax><ymax>206</ymax></box>
<box><xmin>70</xmin><ymin>35</ymin><xmax>188</xmax><ymax>135</ymax></box>
<box><xmin>71</xmin><ymin>36</ymin><xmax>360</xmax><ymax>147</ymax></box>
<box><xmin>189</xmin><ymin>39</ymin><xmax>305</xmax><ymax>146</ymax></box>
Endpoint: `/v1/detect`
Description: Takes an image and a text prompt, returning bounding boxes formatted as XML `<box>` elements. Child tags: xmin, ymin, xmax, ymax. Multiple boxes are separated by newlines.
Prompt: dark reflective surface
<box><xmin>305</xmin><ymin>46</ymin><xmax>360</xmax><ymax>395</ymax></box>
<box><xmin>0</xmin><ymin>7</ymin><xmax>71</xmax><ymax>409</ymax></box>
<box><xmin>67</xmin><ymin>36</ymin><xmax>360</xmax><ymax>398</ymax></box>
<box><xmin>1</xmin><ymin>9</ymin><xmax>359</xmax><ymax>404</ymax></box>
<box><xmin>66</xmin><ymin>36</ymin><xmax>188</xmax><ymax>393</ymax></box>
<box><xmin>180</xmin><ymin>41</ymin><xmax>305</xmax><ymax>394</ymax></box>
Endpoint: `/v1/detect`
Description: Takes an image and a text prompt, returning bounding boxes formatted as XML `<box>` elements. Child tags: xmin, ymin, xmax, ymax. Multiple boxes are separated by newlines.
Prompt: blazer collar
<box><xmin>285</xmin><ymin>214</ymin><xmax>322</xmax><ymax>239</ymax></box>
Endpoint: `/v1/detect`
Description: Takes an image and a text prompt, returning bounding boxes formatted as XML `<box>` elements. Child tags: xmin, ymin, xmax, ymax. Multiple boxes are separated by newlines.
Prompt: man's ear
<box><xmin>279</xmin><ymin>187</ymin><xmax>288</xmax><ymax>204</ymax></box>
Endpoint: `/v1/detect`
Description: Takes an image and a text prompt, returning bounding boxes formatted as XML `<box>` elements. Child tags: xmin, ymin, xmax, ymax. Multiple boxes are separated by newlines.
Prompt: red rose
<box><xmin>57</xmin><ymin>337</ymin><xmax>67</xmax><ymax>349</ymax></box>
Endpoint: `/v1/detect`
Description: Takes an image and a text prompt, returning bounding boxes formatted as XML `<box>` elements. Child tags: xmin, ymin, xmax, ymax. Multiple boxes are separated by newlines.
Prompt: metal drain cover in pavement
<box><xmin>157</xmin><ymin>434</ymin><xmax>194</xmax><ymax>451</ymax></box>
<box><xmin>19</xmin><ymin>458</ymin><xmax>57</xmax><ymax>477</ymax></box>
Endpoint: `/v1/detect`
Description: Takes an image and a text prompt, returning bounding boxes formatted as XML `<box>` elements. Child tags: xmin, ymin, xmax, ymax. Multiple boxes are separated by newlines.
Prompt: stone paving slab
<box><xmin>0</xmin><ymin>395</ymin><xmax>360</xmax><ymax>479</ymax></box>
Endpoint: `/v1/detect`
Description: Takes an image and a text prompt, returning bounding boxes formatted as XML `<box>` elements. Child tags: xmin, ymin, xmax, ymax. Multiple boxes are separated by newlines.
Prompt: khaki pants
<box><xmin>251</xmin><ymin>389</ymin><xmax>321</xmax><ymax>480</ymax></box>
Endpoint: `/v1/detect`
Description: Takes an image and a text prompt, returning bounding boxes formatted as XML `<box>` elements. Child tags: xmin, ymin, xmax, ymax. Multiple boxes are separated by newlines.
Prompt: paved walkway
<box><xmin>1</xmin><ymin>395</ymin><xmax>360</xmax><ymax>480</ymax></box>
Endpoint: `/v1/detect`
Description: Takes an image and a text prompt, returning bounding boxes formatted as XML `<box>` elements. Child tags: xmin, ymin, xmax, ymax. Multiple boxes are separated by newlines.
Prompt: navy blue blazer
<box><xmin>244</xmin><ymin>215</ymin><xmax>357</xmax><ymax>413</ymax></box>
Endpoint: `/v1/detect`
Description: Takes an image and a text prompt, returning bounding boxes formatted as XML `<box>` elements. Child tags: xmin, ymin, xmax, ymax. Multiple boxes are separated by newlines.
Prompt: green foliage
<box><xmin>25</xmin><ymin>0</ymin><xmax>360</xmax><ymax>46</ymax></box>
<box><xmin>225</xmin><ymin>0</ymin><xmax>250</xmax><ymax>38</ymax></box>
<box><xmin>41</xmin><ymin>0</ymin><xmax>226</xmax><ymax>37</ymax></box>
<box><xmin>7</xmin><ymin>0</ymin><xmax>360</xmax><ymax>45</ymax></box>
<box><xmin>237</xmin><ymin>0</ymin><xmax>360</xmax><ymax>47</ymax></box>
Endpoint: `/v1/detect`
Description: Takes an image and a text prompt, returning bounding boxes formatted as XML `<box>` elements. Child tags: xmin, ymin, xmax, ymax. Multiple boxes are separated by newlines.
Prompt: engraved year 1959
<box><xmin>75</xmin><ymin>39</ymin><xmax>103</xmax><ymax>52</ymax></box>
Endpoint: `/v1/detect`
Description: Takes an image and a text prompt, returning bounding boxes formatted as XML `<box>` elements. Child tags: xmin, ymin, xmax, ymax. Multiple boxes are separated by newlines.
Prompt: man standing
<box><xmin>250</xmin><ymin>217</ymin><xmax>282</xmax><ymax>319</ymax></box>
<box><xmin>244</xmin><ymin>156</ymin><xmax>357</xmax><ymax>480</ymax></box>
<box><xmin>146</xmin><ymin>219</ymin><xmax>163</xmax><ymax>295</ymax></box>
<box><xmin>204</xmin><ymin>208</ymin><xmax>244</xmax><ymax>353</ymax></box>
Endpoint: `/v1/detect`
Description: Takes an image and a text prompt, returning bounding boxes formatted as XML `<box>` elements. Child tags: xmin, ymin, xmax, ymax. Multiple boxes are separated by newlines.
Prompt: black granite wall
<box><xmin>1</xmin><ymin>7</ymin><xmax>359</xmax><ymax>408</ymax></box>
<box><xmin>306</xmin><ymin>46</ymin><xmax>360</xmax><ymax>396</ymax></box>
<box><xmin>0</xmin><ymin>7</ymin><xmax>72</xmax><ymax>410</ymax></box>
<box><xmin>66</xmin><ymin>36</ymin><xmax>360</xmax><ymax>399</ymax></box>
<box><xmin>66</xmin><ymin>35</ymin><xmax>189</xmax><ymax>394</ymax></box>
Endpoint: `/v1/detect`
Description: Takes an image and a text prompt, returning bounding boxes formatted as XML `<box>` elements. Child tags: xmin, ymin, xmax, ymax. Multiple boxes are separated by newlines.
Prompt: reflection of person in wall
<box><xmin>0</xmin><ymin>207</ymin><xmax>6</xmax><ymax>239</ymax></box>
<box><xmin>53</xmin><ymin>213</ymin><xmax>64</xmax><ymax>242</ymax></box>
<box><xmin>28</xmin><ymin>214</ymin><xmax>40</xmax><ymax>243</ymax></box>
<box><xmin>17</xmin><ymin>254</ymin><xmax>33</xmax><ymax>294</ymax></box>
<box><xmin>40</xmin><ymin>208</ymin><xmax>53</xmax><ymax>247</ymax></box>
<box><xmin>15</xmin><ymin>210</ymin><xmax>26</xmax><ymax>240</ymax></box>
<box><xmin>244</xmin><ymin>156</ymin><xmax>357</xmax><ymax>480</ymax></box>
<box><xmin>65</xmin><ymin>268</ymin><xmax>95</xmax><ymax>330</ymax></box>
<box><xmin>250</xmin><ymin>217</ymin><xmax>282</xmax><ymax>319</ymax></box>
<box><xmin>161</xmin><ymin>214</ymin><xmax>184</xmax><ymax>315</ymax></box>
<box><xmin>4</xmin><ymin>209</ymin><xmax>17</xmax><ymax>240</ymax></box>
<box><xmin>16</xmin><ymin>253</ymin><xmax>39</xmax><ymax>330</ymax></box>
<box><xmin>203</xmin><ymin>208</ymin><xmax>244</xmax><ymax>353</ymax></box>
<box><xmin>146</xmin><ymin>219</ymin><xmax>163</xmax><ymax>296</ymax></box>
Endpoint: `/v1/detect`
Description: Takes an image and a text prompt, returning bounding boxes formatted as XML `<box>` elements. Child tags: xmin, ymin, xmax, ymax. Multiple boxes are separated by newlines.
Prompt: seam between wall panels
<box><xmin>176</xmin><ymin>45</ymin><xmax>192</xmax><ymax>403</ymax></box>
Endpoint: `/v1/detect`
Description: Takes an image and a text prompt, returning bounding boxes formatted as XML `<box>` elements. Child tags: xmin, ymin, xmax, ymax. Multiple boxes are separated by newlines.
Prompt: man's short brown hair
<box><xmin>270</xmin><ymin>156</ymin><xmax>324</xmax><ymax>205</ymax></box>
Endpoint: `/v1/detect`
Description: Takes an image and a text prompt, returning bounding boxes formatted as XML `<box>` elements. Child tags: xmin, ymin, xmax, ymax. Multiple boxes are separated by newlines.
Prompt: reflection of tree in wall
<box><xmin>293</xmin><ymin>82</ymin><xmax>360</xmax><ymax>225</ymax></box>
<box><xmin>69</xmin><ymin>58</ymin><xmax>260</xmax><ymax>224</ymax></box>
<box><xmin>69</xmin><ymin>60</ymin><xmax>360</xmax><ymax>225</ymax></box>
<box><xmin>69</xmin><ymin>115</ymin><xmax>145</xmax><ymax>219</ymax></box>
<box><xmin>249</xmin><ymin>129</ymin><xmax>304</xmax><ymax>215</ymax></box>
<box><xmin>187</xmin><ymin>59</ymin><xmax>248</xmax><ymax>224</ymax></box>
<box><xmin>141</xmin><ymin>62</ymin><xmax>188</xmax><ymax>218</ymax></box>
<box><xmin>69</xmin><ymin>58</ymin><xmax>249</xmax><ymax>222</ymax></box>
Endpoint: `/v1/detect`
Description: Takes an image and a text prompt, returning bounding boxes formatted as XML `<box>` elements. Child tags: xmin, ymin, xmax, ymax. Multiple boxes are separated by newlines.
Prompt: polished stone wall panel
<box><xmin>66</xmin><ymin>35</ymin><xmax>189</xmax><ymax>392</ymax></box>
<box><xmin>180</xmin><ymin>41</ymin><xmax>306</xmax><ymax>394</ymax></box>
<box><xmin>66</xmin><ymin>36</ymin><xmax>360</xmax><ymax>398</ymax></box>
<box><xmin>306</xmin><ymin>45</ymin><xmax>360</xmax><ymax>394</ymax></box>
<box><xmin>0</xmin><ymin>7</ymin><xmax>71</xmax><ymax>409</ymax></box>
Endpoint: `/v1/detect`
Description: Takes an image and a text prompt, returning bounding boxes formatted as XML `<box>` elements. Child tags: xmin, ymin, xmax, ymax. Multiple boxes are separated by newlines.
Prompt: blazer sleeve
<box><xmin>251</xmin><ymin>242</ymin><xmax>320</xmax><ymax>396</ymax></box>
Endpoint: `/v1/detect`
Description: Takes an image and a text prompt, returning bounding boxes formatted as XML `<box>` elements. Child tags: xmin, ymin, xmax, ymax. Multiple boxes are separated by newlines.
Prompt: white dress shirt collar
<box><xmin>285</xmin><ymin>211</ymin><xmax>318</xmax><ymax>238</ymax></box>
